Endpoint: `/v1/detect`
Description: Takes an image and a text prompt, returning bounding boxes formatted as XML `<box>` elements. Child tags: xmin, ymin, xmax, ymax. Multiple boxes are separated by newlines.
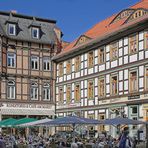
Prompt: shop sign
<box><xmin>1</xmin><ymin>103</ymin><xmax>52</xmax><ymax>109</ymax></box>
<box><xmin>128</xmin><ymin>95</ymin><xmax>140</xmax><ymax>100</ymax></box>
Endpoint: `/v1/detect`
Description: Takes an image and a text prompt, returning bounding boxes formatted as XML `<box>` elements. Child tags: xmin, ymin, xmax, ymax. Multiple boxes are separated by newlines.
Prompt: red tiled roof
<box><xmin>60</xmin><ymin>0</ymin><xmax>148</xmax><ymax>55</ymax></box>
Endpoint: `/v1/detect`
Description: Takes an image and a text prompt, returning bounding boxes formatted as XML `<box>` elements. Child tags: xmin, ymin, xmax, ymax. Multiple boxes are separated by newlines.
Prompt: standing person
<box><xmin>119</xmin><ymin>127</ymin><xmax>133</xmax><ymax>148</ymax></box>
<box><xmin>0</xmin><ymin>138</ymin><xmax>6</xmax><ymax>148</ymax></box>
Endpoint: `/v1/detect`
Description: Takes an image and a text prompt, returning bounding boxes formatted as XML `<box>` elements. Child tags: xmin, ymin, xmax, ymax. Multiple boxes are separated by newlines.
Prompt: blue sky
<box><xmin>0</xmin><ymin>0</ymin><xmax>139</xmax><ymax>42</ymax></box>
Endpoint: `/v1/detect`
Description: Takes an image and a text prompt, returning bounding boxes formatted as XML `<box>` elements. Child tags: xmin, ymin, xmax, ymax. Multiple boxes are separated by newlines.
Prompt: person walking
<box><xmin>119</xmin><ymin>127</ymin><xmax>133</xmax><ymax>148</ymax></box>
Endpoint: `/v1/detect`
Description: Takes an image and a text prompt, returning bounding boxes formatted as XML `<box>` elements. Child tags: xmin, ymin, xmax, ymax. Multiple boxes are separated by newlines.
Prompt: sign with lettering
<box><xmin>128</xmin><ymin>95</ymin><xmax>140</xmax><ymax>100</ymax></box>
<box><xmin>1</xmin><ymin>103</ymin><xmax>52</xmax><ymax>109</ymax></box>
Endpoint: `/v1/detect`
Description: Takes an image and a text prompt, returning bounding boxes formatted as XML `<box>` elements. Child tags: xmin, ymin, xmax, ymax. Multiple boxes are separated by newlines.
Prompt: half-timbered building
<box><xmin>53</xmin><ymin>0</ymin><xmax>148</xmax><ymax>137</ymax></box>
<box><xmin>0</xmin><ymin>11</ymin><xmax>62</xmax><ymax>123</ymax></box>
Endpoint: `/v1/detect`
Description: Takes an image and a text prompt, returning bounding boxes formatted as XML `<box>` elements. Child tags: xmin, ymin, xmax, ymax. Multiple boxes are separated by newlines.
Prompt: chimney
<box><xmin>10</xmin><ymin>10</ymin><xmax>17</xmax><ymax>14</ymax></box>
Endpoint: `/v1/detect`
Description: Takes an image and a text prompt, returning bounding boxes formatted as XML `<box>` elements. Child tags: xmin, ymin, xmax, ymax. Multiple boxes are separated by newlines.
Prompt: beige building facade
<box><xmin>53</xmin><ymin>0</ymin><xmax>148</xmax><ymax>137</ymax></box>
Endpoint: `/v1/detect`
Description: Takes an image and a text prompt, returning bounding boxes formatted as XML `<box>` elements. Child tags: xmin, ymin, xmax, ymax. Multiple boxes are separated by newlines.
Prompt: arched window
<box><xmin>43</xmin><ymin>83</ymin><xmax>50</xmax><ymax>100</ymax></box>
<box><xmin>7</xmin><ymin>80</ymin><xmax>15</xmax><ymax>99</ymax></box>
<box><xmin>31</xmin><ymin>82</ymin><xmax>38</xmax><ymax>100</ymax></box>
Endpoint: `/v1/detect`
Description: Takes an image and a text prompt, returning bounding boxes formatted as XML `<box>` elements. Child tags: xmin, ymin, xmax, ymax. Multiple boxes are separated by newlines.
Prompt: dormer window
<box><xmin>8</xmin><ymin>24</ymin><xmax>16</xmax><ymax>36</ymax></box>
<box><xmin>32</xmin><ymin>27</ymin><xmax>39</xmax><ymax>39</ymax></box>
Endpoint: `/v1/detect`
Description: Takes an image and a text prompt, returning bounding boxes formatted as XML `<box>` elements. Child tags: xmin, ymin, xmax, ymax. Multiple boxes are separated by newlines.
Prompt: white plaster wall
<box><xmin>119</xmin><ymin>39</ymin><xmax>123</xmax><ymax>48</ymax></box>
<box><xmin>139</xmin><ymin>78</ymin><xmax>144</xmax><ymax>88</ymax></box>
<box><xmin>119</xmin><ymin>82</ymin><xmax>123</xmax><ymax>91</ymax></box>
<box><xmin>106</xmin><ymin>74</ymin><xmax>110</xmax><ymax>83</ymax></box>
<box><xmin>67</xmin><ymin>75</ymin><xmax>71</xmax><ymax>80</ymax></box>
<box><xmin>124</xmin><ymin>46</ymin><xmax>128</xmax><ymax>55</ymax></box>
<box><xmin>124</xmin><ymin>37</ymin><xmax>128</xmax><ymax>46</ymax></box>
<box><xmin>124</xmin><ymin>69</ymin><xmax>128</xmax><ymax>79</ymax></box>
<box><xmin>119</xmin><ymin>57</ymin><xmax>123</xmax><ymax>66</ymax></box>
<box><xmin>88</xmin><ymin>68</ymin><xmax>93</xmax><ymax>74</ymax></box>
<box><xmin>139</xmin><ymin>66</ymin><xmax>144</xmax><ymax>76</ymax></box>
<box><xmin>124</xmin><ymin>80</ymin><xmax>128</xmax><ymax>90</ymax></box>
<box><xmin>130</xmin><ymin>54</ymin><xmax>137</xmax><ymax>62</ymax></box>
<box><xmin>119</xmin><ymin>48</ymin><xmax>123</xmax><ymax>57</ymax></box>
<box><xmin>124</xmin><ymin>56</ymin><xmax>128</xmax><ymax>64</ymax></box>
<box><xmin>139</xmin><ymin>51</ymin><xmax>144</xmax><ymax>60</ymax></box>
<box><xmin>139</xmin><ymin>41</ymin><xmax>144</xmax><ymax>51</ymax></box>
<box><xmin>119</xmin><ymin>71</ymin><xmax>123</xmax><ymax>80</ymax></box>
<box><xmin>139</xmin><ymin>32</ymin><xmax>144</xmax><ymax>40</ymax></box>
<box><xmin>99</xmin><ymin>64</ymin><xmax>105</xmax><ymax>71</ymax></box>
<box><xmin>106</xmin><ymin>45</ymin><xmax>110</xmax><ymax>52</ymax></box>
<box><xmin>111</xmin><ymin>60</ymin><xmax>117</xmax><ymax>68</ymax></box>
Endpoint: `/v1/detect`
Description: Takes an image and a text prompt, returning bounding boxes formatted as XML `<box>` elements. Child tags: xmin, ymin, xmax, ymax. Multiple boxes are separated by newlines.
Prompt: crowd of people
<box><xmin>0</xmin><ymin>127</ymin><xmax>145</xmax><ymax>148</ymax></box>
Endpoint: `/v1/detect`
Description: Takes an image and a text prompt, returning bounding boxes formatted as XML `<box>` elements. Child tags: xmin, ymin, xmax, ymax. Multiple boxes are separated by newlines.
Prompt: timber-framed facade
<box><xmin>53</xmin><ymin>0</ymin><xmax>148</xmax><ymax>137</ymax></box>
<box><xmin>0</xmin><ymin>11</ymin><xmax>62</xmax><ymax>127</ymax></box>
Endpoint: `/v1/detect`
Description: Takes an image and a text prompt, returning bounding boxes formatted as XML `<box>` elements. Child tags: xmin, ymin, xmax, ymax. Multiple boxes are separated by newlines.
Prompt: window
<box><xmin>59</xmin><ymin>87</ymin><xmax>63</xmax><ymax>102</ymax></box>
<box><xmin>75</xmin><ymin>56</ymin><xmax>80</xmax><ymax>72</ymax></box>
<box><xmin>7</xmin><ymin>81</ymin><xmax>15</xmax><ymax>99</ymax></box>
<box><xmin>43</xmin><ymin>83</ymin><xmax>50</xmax><ymax>100</ymax></box>
<box><xmin>145</xmin><ymin>31</ymin><xmax>148</xmax><ymax>49</ymax></box>
<box><xmin>66</xmin><ymin>60</ymin><xmax>71</xmax><ymax>74</ymax></box>
<box><xmin>111</xmin><ymin>76</ymin><xmax>118</xmax><ymax>95</ymax></box>
<box><xmin>66</xmin><ymin>85</ymin><xmax>71</xmax><ymax>103</ymax></box>
<box><xmin>88</xmin><ymin>52</ymin><xmax>94</xmax><ymax>68</ymax></box>
<box><xmin>110</xmin><ymin>42</ymin><xmax>118</xmax><ymax>60</ymax></box>
<box><xmin>43</xmin><ymin>57</ymin><xmax>50</xmax><ymax>71</ymax></box>
<box><xmin>32</xmin><ymin>27</ymin><xmax>39</xmax><ymax>39</ymax></box>
<box><xmin>88</xmin><ymin>80</ymin><xmax>94</xmax><ymax>99</ymax></box>
<box><xmin>130</xmin><ymin>71</ymin><xmax>137</xmax><ymax>92</ymax></box>
<box><xmin>131</xmin><ymin>106</ymin><xmax>138</xmax><ymax>114</ymax></box>
<box><xmin>59</xmin><ymin>63</ymin><xmax>63</xmax><ymax>76</ymax></box>
<box><xmin>98</xmin><ymin>114</ymin><xmax>105</xmax><ymax>132</ymax></box>
<box><xmin>31</xmin><ymin>56</ymin><xmax>39</xmax><ymax>70</ymax></box>
<box><xmin>31</xmin><ymin>82</ymin><xmax>38</xmax><ymax>100</ymax></box>
<box><xmin>8</xmin><ymin>24</ymin><xmax>16</xmax><ymax>36</ymax></box>
<box><xmin>129</xmin><ymin>35</ymin><xmax>137</xmax><ymax>53</ymax></box>
<box><xmin>7</xmin><ymin>53</ymin><xmax>16</xmax><ymax>67</ymax></box>
<box><xmin>146</xmin><ymin>69</ymin><xmax>148</xmax><ymax>90</ymax></box>
<box><xmin>75</xmin><ymin>84</ymin><xmax>80</xmax><ymax>101</ymax></box>
<box><xmin>98</xmin><ymin>47</ymin><xmax>105</xmax><ymax>64</ymax></box>
<box><xmin>98</xmin><ymin>78</ymin><xmax>105</xmax><ymax>97</ymax></box>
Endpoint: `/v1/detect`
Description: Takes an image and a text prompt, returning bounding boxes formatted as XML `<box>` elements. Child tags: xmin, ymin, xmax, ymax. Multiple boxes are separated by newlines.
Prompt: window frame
<box><xmin>145</xmin><ymin>30</ymin><xmax>148</xmax><ymax>49</ymax></box>
<box><xmin>32</xmin><ymin>27</ymin><xmax>39</xmax><ymax>39</ymax></box>
<box><xmin>74</xmin><ymin>83</ymin><xmax>80</xmax><ymax>102</ymax></box>
<box><xmin>66</xmin><ymin>85</ymin><xmax>71</xmax><ymax>103</ymax></box>
<box><xmin>98</xmin><ymin>78</ymin><xmax>105</xmax><ymax>97</ymax></box>
<box><xmin>88</xmin><ymin>51</ymin><xmax>94</xmax><ymax>68</ymax></box>
<box><xmin>88</xmin><ymin>80</ymin><xmax>94</xmax><ymax>99</ymax></box>
<box><xmin>59</xmin><ymin>63</ymin><xmax>63</xmax><ymax>77</ymax></box>
<box><xmin>43</xmin><ymin>83</ymin><xmax>50</xmax><ymax>101</ymax></box>
<box><xmin>7</xmin><ymin>80</ymin><xmax>15</xmax><ymax>99</ymax></box>
<box><xmin>98</xmin><ymin>47</ymin><xmax>105</xmax><ymax>64</ymax></box>
<box><xmin>7</xmin><ymin>53</ymin><xmax>16</xmax><ymax>68</ymax></box>
<box><xmin>30</xmin><ymin>82</ymin><xmax>38</xmax><ymax>100</ymax></box>
<box><xmin>110</xmin><ymin>42</ymin><xmax>118</xmax><ymax>61</ymax></box>
<box><xmin>129</xmin><ymin>34</ymin><xmax>138</xmax><ymax>54</ymax></box>
<box><xmin>66</xmin><ymin>60</ymin><xmax>71</xmax><ymax>74</ymax></box>
<box><xmin>145</xmin><ymin>68</ymin><xmax>148</xmax><ymax>90</ymax></box>
<box><xmin>43</xmin><ymin>57</ymin><xmax>50</xmax><ymax>71</ymax></box>
<box><xmin>8</xmin><ymin>23</ymin><xmax>16</xmax><ymax>36</ymax></box>
<box><xmin>31</xmin><ymin>56</ymin><xmax>39</xmax><ymax>70</ymax></box>
<box><xmin>110</xmin><ymin>75</ymin><xmax>118</xmax><ymax>95</ymax></box>
<box><xmin>59</xmin><ymin>87</ymin><xmax>64</xmax><ymax>103</ymax></box>
<box><xmin>129</xmin><ymin>70</ymin><xmax>138</xmax><ymax>93</ymax></box>
<box><xmin>75</xmin><ymin>56</ymin><xmax>80</xmax><ymax>72</ymax></box>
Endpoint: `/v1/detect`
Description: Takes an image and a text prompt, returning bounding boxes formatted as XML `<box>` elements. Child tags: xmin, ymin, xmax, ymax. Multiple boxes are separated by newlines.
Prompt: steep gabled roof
<box><xmin>59</xmin><ymin>0</ymin><xmax>148</xmax><ymax>55</ymax></box>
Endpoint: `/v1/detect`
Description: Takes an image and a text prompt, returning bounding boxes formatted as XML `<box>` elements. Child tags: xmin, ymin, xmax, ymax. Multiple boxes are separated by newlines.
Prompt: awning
<box><xmin>0</xmin><ymin>108</ymin><xmax>54</xmax><ymax>116</ymax></box>
<box><xmin>0</xmin><ymin>118</ymin><xmax>17</xmax><ymax>127</ymax></box>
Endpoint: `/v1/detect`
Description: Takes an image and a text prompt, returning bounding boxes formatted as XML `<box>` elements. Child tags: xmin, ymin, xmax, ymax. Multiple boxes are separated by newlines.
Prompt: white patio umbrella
<box><xmin>18</xmin><ymin>118</ymin><xmax>52</xmax><ymax>127</ymax></box>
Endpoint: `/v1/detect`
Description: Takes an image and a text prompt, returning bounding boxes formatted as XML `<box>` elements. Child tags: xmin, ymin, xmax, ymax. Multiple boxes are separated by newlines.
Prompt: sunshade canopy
<box><xmin>0</xmin><ymin>118</ymin><xmax>17</xmax><ymax>127</ymax></box>
<box><xmin>103</xmin><ymin>117</ymin><xmax>145</xmax><ymax>125</ymax></box>
<box><xmin>18</xmin><ymin>118</ymin><xmax>52</xmax><ymax>127</ymax></box>
<box><xmin>42</xmin><ymin>115</ymin><xmax>103</xmax><ymax>126</ymax></box>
